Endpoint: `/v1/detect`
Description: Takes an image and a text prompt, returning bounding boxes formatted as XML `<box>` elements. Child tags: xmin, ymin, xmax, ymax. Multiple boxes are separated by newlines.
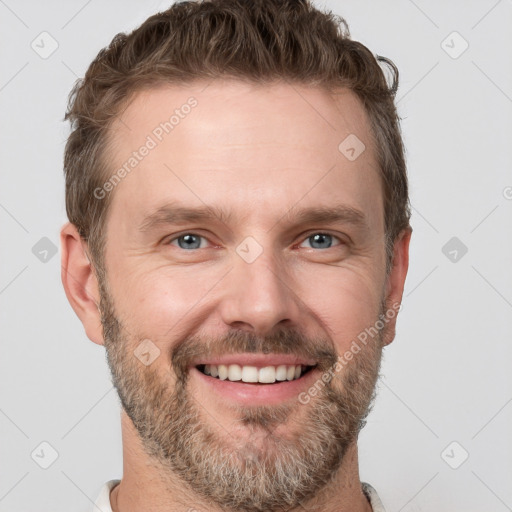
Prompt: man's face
<box><xmin>97</xmin><ymin>80</ymin><xmax>395</xmax><ymax>511</ymax></box>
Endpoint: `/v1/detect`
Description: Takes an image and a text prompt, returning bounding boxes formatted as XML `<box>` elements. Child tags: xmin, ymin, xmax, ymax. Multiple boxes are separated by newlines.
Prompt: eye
<box><xmin>165</xmin><ymin>231</ymin><xmax>345</xmax><ymax>251</ymax></box>
<box><xmin>167</xmin><ymin>233</ymin><xmax>209</xmax><ymax>250</ymax></box>
<box><xmin>298</xmin><ymin>232</ymin><xmax>343</xmax><ymax>250</ymax></box>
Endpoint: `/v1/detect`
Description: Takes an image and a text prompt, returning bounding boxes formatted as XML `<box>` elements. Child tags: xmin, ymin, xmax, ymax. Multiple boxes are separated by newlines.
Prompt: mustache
<box><xmin>170</xmin><ymin>328</ymin><xmax>338</xmax><ymax>381</ymax></box>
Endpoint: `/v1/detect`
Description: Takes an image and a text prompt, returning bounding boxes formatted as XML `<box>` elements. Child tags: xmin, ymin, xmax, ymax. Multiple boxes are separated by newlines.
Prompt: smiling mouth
<box><xmin>196</xmin><ymin>364</ymin><xmax>316</xmax><ymax>384</ymax></box>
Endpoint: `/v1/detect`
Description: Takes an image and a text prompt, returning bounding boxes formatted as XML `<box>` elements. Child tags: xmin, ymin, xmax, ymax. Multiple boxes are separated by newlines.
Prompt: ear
<box><xmin>382</xmin><ymin>226</ymin><xmax>412</xmax><ymax>346</ymax></box>
<box><xmin>60</xmin><ymin>222</ymin><xmax>104</xmax><ymax>345</ymax></box>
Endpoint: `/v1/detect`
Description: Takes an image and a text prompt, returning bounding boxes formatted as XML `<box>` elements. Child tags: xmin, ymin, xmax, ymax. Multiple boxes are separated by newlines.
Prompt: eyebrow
<box><xmin>138</xmin><ymin>202</ymin><xmax>369</xmax><ymax>233</ymax></box>
<box><xmin>139</xmin><ymin>203</ymin><xmax>236</xmax><ymax>233</ymax></box>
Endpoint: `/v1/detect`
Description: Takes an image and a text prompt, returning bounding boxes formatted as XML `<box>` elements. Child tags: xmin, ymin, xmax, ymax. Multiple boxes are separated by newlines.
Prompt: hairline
<box><xmin>88</xmin><ymin>77</ymin><xmax>399</xmax><ymax>276</ymax></box>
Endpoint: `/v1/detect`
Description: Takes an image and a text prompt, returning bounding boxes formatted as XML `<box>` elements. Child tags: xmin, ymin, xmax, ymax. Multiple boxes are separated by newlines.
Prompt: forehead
<box><xmin>110</xmin><ymin>79</ymin><xmax>373</xmax><ymax>156</ymax></box>
<box><xmin>104</xmin><ymin>79</ymin><xmax>383</xmax><ymax>233</ymax></box>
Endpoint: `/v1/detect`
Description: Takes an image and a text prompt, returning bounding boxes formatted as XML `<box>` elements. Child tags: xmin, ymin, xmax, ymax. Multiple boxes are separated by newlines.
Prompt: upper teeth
<box><xmin>203</xmin><ymin>364</ymin><xmax>303</xmax><ymax>383</ymax></box>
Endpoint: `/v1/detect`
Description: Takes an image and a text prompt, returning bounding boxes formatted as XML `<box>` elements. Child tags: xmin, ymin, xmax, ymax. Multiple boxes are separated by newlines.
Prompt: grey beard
<box><xmin>100</xmin><ymin>278</ymin><xmax>383</xmax><ymax>512</ymax></box>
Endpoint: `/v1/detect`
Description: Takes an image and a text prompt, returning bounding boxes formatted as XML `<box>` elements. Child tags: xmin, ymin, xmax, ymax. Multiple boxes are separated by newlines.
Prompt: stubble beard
<box><xmin>98</xmin><ymin>275</ymin><xmax>386</xmax><ymax>512</ymax></box>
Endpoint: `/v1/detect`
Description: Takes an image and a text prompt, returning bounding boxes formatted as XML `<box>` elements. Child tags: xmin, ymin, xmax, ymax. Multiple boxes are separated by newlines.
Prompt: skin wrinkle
<box><xmin>100</xmin><ymin>268</ymin><xmax>388</xmax><ymax>511</ymax></box>
<box><xmin>61</xmin><ymin>79</ymin><xmax>411</xmax><ymax>512</ymax></box>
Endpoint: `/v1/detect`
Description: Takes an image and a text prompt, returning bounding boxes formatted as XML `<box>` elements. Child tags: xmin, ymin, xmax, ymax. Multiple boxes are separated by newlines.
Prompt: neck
<box><xmin>110</xmin><ymin>410</ymin><xmax>373</xmax><ymax>512</ymax></box>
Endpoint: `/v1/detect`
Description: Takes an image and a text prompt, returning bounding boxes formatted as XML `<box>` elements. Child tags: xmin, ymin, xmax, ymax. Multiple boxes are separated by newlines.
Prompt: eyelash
<box><xmin>165</xmin><ymin>231</ymin><xmax>345</xmax><ymax>250</ymax></box>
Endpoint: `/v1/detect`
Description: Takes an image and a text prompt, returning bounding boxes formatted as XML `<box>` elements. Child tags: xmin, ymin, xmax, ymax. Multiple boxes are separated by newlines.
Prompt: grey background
<box><xmin>1</xmin><ymin>0</ymin><xmax>511</xmax><ymax>511</ymax></box>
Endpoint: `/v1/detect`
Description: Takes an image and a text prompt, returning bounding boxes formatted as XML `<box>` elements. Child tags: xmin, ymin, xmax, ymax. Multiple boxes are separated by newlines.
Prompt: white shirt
<box><xmin>92</xmin><ymin>479</ymin><xmax>386</xmax><ymax>511</ymax></box>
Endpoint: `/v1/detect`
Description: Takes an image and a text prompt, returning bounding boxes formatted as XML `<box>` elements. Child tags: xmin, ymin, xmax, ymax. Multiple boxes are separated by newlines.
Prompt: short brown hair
<box><xmin>63</xmin><ymin>0</ymin><xmax>411</xmax><ymax>278</ymax></box>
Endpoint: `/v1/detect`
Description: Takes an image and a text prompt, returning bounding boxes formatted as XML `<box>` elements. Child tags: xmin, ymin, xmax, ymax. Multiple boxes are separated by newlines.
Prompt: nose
<box><xmin>218</xmin><ymin>243</ymin><xmax>302</xmax><ymax>336</ymax></box>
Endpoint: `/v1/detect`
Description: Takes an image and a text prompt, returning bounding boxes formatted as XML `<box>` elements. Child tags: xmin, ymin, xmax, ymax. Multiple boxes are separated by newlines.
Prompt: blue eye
<box><xmin>169</xmin><ymin>233</ymin><xmax>207</xmax><ymax>250</ymax></box>
<box><xmin>166</xmin><ymin>232</ymin><xmax>343</xmax><ymax>251</ymax></box>
<box><xmin>299</xmin><ymin>233</ymin><xmax>342</xmax><ymax>249</ymax></box>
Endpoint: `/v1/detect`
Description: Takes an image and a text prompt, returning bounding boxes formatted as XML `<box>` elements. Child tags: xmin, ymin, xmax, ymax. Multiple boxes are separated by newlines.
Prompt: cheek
<box><xmin>110</xmin><ymin>255</ymin><xmax>384</xmax><ymax>354</ymax></box>
<box><xmin>297</xmin><ymin>266</ymin><xmax>383</xmax><ymax>348</ymax></box>
<box><xmin>112</xmin><ymin>264</ymin><xmax>224</xmax><ymax>338</ymax></box>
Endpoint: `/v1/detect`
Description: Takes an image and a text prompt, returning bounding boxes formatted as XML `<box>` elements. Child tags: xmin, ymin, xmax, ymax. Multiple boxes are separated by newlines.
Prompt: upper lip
<box><xmin>191</xmin><ymin>353</ymin><xmax>317</xmax><ymax>368</ymax></box>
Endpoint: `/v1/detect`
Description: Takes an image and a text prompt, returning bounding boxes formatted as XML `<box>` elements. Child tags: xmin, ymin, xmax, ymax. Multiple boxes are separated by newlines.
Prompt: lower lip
<box><xmin>191</xmin><ymin>366</ymin><xmax>319</xmax><ymax>406</ymax></box>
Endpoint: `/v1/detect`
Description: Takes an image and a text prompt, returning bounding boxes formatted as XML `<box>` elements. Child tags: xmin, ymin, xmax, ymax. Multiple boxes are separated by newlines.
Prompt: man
<box><xmin>60</xmin><ymin>0</ymin><xmax>412</xmax><ymax>510</ymax></box>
